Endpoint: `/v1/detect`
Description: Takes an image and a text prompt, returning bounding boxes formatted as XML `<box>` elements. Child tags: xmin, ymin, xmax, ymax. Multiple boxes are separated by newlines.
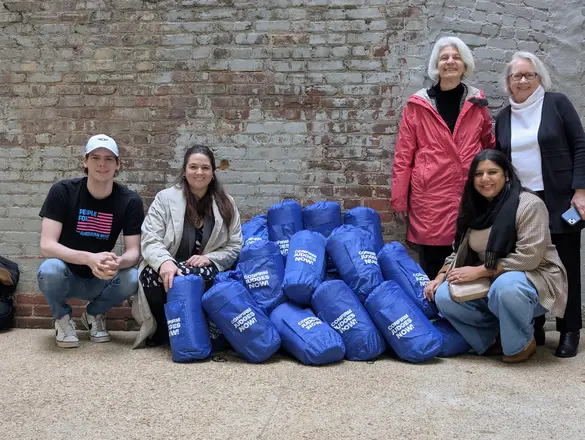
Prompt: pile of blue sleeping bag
<box><xmin>160</xmin><ymin>200</ymin><xmax>472</xmax><ymax>366</ymax></box>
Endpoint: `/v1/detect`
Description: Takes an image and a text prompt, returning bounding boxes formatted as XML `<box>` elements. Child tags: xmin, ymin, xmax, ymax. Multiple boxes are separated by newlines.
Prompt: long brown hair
<box><xmin>175</xmin><ymin>145</ymin><xmax>234</xmax><ymax>228</ymax></box>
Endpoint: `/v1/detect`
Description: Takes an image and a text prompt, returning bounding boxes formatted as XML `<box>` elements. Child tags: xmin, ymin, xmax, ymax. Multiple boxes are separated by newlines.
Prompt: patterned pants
<box><xmin>140</xmin><ymin>261</ymin><xmax>217</xmax><ymax>288</ymax></box>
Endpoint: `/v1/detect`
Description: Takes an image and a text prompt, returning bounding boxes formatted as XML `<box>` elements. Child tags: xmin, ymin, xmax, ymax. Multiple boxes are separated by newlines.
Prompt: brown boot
<box><xmin>502</xmin><ymin>338</ymin><xmax>536</xmax><ymax>364</ymax></box>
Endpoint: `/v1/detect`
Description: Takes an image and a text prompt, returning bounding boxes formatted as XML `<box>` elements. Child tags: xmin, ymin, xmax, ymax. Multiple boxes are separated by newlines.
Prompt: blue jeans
<box><xmin>37</xmin><ymin>258</ymin><xmax>138</xmax><ymax>319</ymax></box>
<box><xmin>434</xmin><ymin>271</ymin><xmax>541</xmax><ymax>356</ymax></box>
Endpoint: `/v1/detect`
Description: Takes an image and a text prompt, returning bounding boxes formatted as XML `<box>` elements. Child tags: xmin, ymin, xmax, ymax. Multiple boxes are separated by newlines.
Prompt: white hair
<box><xmin>502</xmin><ymin>51</ymin><xmax>552</xmax><ymax>94</ymax></box>
<box><xmin>427</xmin><ymin>36</ymin><xmax>475</xmax><ymax>83</ymax></box>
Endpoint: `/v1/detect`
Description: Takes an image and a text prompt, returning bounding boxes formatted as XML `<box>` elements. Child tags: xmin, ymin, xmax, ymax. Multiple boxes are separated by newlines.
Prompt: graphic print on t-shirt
<box><xmin>76</xmin><ymin>208</ymin><xmax>113</xmax><ymax>240</ymax></box>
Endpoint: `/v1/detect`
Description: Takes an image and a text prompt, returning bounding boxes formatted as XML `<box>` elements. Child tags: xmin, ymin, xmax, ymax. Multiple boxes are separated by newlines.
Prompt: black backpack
<box><xmin>0</xmin><ymin>255</ymin><xmax>19</xmax><ymax>330</ymax></box>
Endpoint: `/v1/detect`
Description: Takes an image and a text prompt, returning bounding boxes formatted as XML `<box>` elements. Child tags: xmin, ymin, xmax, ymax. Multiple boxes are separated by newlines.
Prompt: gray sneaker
<box><xmin>81</xmin><ymin>312</ymin><xmax>111</xmax><ymax>343</ymax></box>
<box><xmin>55</xmin><ymin>315</ymin><xmax>80</xmax><ymax>348</ymax></box>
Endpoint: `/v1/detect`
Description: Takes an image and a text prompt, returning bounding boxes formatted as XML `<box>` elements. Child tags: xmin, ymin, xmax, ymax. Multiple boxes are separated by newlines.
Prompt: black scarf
<box><xmin>455</xmin><ymin>179</ymin><xmax>522</xmax><ymax>270</ymax></box>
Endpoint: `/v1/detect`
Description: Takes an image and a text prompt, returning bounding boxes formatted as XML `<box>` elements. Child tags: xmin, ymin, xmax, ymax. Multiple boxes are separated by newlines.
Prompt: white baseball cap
<box><xmin>84</xmin><ymin>134</ymin><xmax>119</xmax><ymax>157</ymax></box>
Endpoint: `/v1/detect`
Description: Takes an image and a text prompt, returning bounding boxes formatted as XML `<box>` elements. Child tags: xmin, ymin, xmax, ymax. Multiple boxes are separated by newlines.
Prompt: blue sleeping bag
<box><xmin>267</xmin><ymin>199</ymin><xmax>303</xmax><ymax>260</ymax></box>
<box><xmin>312</xmin><ymin>280</ymin><xmax>385</xmax><ymax>361</ymax></box>
<box><xmin>433</xmin><ymin>319</ymin><xmax>471</xmax><ymax>357</ymax></box>
<box><xmin>164</xmin><ymin>275</ymin><xmax>211</xmax><ymax>362</ymax></box>
<box><xmin>302</xmin><ymin>201</ymin><xmax>342</xmax><ymax>237</ymax></box>
<box><xmin>201</xmin><ymin>279</ymin><xmax>281</xmax><ymax>363</ymax></box>
<box><xmin>237</xmin><ymin>239</ymin><xmax>286</xmax><ymax>315</ymax></box>
<box><xmin>303</xmin><ymin>201</ymin><xmax>342</xmax><ymax>274</ymax></box>
<box><xmin>242</xmin><ymin>214</ymin><xmax>269</xmax><ymax>246</ymax></box>
<box><xmin>343</xmin><ymin>207</ymin><xmax>384</xmax><ymax>253</ymax></box>
<box><xmin>269</xmin><ymin>302</ymin><xmax>345</xmax><ymax>365</ymax></box>
<box><xmin>378</xmin><ymin>242</ymin><xmax>439</xmax><ymax>319</ymax></box>
<box><xmin>213</xmin><ymin>269</ymin><xmax>242</xmax><ymax>286</ymax></box>
<box><xmin>365</xmin><ymin>280</ymin><xmax>442</xmax><ymax>363</ymax></box>
<box><xmin>282</xmin><ymin>230</ymin><xmax>327</xmax><ymax>305</ymax></box>
<box><xmin>326</xmin><ymin>225</ymin><xmax>384</xmax><ymax>303</ymax></box>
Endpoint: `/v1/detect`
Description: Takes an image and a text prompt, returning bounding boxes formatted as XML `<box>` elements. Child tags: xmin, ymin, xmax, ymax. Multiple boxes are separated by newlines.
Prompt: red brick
<box><xmin>334</xmin><ymin>186</ymin><xmax>373</xmax><ymax>198</ymax></box>
<box><xmin>33</xmin><ymin>305</ymin><xmax>54</xmax><ymax>317</ymax></box>
<box><xmin>16</xmin><ymin>294</ymin><xmax>47</xmax><ymax>305</ymax></box>
<box><xmin>364</xmin><ymin>198</ymin><xmax>391</xmax><ymax>212</ymax></box>
<box><xmin>343</xmin><ymin>199</ymin><xmax>362</xmax><ymax>209</ymax></box>
<box><xmin>106</xmin><ymin>319</ymin><xmax>128</xmax><ymax>331</ymax></box>
<box><xmin>105</xmin><ymin>307</ymin><xmax>133</xmax><ymax>319</ymax></box>
<box><xmin>70</xmin><ymin>306</ymin><xmax>85</xmax><ymax>318</ymax></box>
<box><xmin>373</xmin><ymin>46</ymin><xmax>389</xmax><ymax>57</ymax></box>
<box><xmin>15</xmin><ymin>305</ymin><xmax>33</xmax><ymax>316</ymax></box>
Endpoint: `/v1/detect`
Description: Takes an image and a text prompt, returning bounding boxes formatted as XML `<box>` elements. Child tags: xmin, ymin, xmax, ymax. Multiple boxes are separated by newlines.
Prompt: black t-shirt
<box><xmin>430</xmin><ymin>82</ymin><xmax>464</xmax><ymax>133</ymax></box>
<box><xmin>39</xmin><ymin>177</ymin><xmax>145</xmax><ymax>278</ymax></box>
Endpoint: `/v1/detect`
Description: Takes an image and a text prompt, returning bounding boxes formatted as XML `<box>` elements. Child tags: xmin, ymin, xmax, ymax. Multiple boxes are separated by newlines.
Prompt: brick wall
<box><xmin>1</xmin><ymin>0</ymin><xmax>583</xmax><ymax>328</ymax></box>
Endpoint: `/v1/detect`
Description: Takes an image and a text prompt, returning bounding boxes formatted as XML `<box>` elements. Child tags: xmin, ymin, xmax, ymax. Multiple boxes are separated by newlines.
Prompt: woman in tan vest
<box><xmin>424</xmin><ymin>150</ymin><xmax>567</xmax><ymax>363</ymax></box>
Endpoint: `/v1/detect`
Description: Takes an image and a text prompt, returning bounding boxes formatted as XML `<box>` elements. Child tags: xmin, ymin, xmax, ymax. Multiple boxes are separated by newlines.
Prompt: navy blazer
<box><xmin>495</xmin><ymin>92</ymin><xmax>585</xmax><ymax>234</ymax></box>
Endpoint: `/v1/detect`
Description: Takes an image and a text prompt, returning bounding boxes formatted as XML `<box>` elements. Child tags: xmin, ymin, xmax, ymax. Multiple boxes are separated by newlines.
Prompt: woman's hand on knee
<box><xmin>185</xmin><ymin>255</ymin><xmax>212</xmax><ymax>268</ymax></box>
<box><xmin>159</xmin><ymin>260</ymin><xmax>183</xmax><ymax>292</ymax></box>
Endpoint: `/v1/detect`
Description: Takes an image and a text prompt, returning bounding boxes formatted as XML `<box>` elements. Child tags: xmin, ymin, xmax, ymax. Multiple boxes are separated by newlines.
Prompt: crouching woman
<box><xmin>132</xmin><ymin>145</ymin><xmax>242</xmax><ymax>348</ymax></box>
<box><xmin>424</xmin><ymin>150</ymin><xmax>567</xmax><ymax>363</ymax></box>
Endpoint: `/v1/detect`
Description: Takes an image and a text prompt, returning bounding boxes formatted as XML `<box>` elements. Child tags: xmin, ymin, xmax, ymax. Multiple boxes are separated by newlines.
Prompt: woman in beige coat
<box><xmin>424</xmin><ymin>150</ymin><xmax>567</xmax><ymax>363</ymax></box>
<box><xmin>132</xmin><ymin>145</ymin><xmax>242</xmax><ymax>348</ymax></box>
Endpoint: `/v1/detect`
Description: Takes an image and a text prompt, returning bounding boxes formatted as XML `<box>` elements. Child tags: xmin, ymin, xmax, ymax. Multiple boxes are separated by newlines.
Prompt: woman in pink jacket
<box><xmin>391</xmin><ymin>36</ymin><xmax>494</xmax><ymax>279</ymax></box>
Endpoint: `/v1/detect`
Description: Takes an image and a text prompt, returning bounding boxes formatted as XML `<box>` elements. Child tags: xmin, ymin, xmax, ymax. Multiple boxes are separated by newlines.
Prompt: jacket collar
<box><xmin>168</xmin><ymin>185</ymin><xmax>187</xmax><ymax>236</ymax></box>
<box><xmin>411</xmin><ymin>83</ymin><xmax>488</xmax><ymax>108</ymax></box>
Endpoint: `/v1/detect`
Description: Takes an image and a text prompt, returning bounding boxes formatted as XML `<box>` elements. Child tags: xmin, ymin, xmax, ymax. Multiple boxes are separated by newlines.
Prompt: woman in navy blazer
<box><xmin>495</xmin><ymin>51</ymin><xmax>585</xmax><ymax>357</ymax></box>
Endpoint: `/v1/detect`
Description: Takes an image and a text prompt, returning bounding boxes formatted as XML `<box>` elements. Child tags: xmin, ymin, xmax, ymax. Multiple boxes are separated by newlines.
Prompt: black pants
<box><xmin>418</xmin><ymin>245</ymin><xmax>453</xmax><ymax>280</ymax></box>
<box><xmin>141</xmin><ymin>263</ymin><xmax>218</xmax><ymax>345</ymax></box>
<box><xmin>551</xmin><ymin>232</ymin><xmax>583</xmax><ymax>332</ymax></box>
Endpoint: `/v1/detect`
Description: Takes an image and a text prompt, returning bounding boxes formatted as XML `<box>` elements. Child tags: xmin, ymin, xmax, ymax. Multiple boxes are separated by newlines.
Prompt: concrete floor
<box><xmin>0</xmin><ymin>329</ymin><xmax>583</xmax><ymax>440</ymax></box>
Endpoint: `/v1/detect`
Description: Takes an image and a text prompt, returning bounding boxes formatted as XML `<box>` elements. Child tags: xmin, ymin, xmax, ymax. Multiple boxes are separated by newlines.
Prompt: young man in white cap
<box><xmin>37</xmin><ymin>134</ymin><xmax>144</xmax><ymax>347</ymax></box>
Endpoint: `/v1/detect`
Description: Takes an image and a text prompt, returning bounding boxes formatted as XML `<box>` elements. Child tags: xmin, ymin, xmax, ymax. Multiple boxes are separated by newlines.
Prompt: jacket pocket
<box><xmin>411</xmin><ymin>155</ymin><xmax>427</xmax><ymax>192</ymax></box>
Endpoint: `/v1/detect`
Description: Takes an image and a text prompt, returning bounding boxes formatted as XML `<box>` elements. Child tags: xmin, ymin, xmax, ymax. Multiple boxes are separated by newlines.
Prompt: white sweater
<box><xmin>510</xmin><ymin>86</ymin><xmax>545</xmax><ymax>191</ymax></box>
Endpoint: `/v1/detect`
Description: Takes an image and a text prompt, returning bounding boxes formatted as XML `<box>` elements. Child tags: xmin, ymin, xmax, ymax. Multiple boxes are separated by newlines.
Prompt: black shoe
<box><xmin>554</xmin><ymin>331</ymin><xmax>580</xmax><ymax>358</ymax></box>
<box><xmin>534</xmin><ymin>315</ymin><xmax>546</xmax><ymax>346</ymax></box>
<box><xmin>145</xmin><ymin>331</ymin><xmax>169</xmax><ymax>348</ymax></box>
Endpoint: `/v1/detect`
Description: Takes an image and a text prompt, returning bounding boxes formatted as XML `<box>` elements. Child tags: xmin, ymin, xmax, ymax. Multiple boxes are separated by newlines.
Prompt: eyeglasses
<box><xmin>509</xmin><ymin>72</ymin><xmax>538</xmax><ymax>81</ymax></box>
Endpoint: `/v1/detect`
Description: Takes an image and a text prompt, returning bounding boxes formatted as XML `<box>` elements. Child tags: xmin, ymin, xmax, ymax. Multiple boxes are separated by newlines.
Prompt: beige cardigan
<box><xmin>131</xmin><ymin>185</ymin><xmax>242</xmax><ymax>348</ymax></box>
<box><xmin>445</xmin><ymin>191</ymin><xmax>568</xmax><ymax>318</ymax></box>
